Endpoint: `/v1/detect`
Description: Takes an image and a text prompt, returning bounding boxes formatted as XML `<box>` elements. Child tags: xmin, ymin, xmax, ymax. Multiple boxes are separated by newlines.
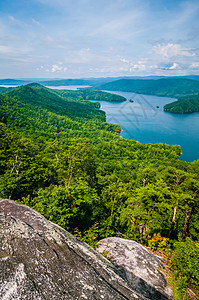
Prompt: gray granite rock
<box><xmin>97</xmin><ymin>237</ymin><xmax>172</xmax><ymax>300</ymax></box>
<box><xmin>0</xmin><ymin>199</ymin><xmax>147</xmax><ymax>300</ymax></box>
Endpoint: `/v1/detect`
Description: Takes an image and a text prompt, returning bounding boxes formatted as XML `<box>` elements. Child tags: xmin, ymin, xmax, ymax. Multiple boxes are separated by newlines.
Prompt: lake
<box><xmin>7</xmin><ymin>84</ymin><xmax>197</xmax><ymax>162</ymax></box>
<box><xmin>95</xmin><ymin>90</ymin><xmax>199</xmax><ymax>162</ymax></box>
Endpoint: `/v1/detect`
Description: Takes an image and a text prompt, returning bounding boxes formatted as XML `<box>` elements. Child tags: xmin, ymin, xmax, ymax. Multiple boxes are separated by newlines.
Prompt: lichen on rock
<box><xmin>97</xmin><ymin>237</ymin><xmax>172</xmax><ymax>300</ymax></box>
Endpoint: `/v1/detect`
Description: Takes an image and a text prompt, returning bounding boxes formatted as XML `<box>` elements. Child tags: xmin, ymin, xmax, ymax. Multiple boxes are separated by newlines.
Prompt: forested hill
<box><xmin>0</xmin><ymin>82</ymin><xmax>199</xmax><ymax>297</ymax></box>
<box><xmin>4</xmin><ymin>83</ymin><xmax>105</xmax><ymax>120</ymax></box>
<box><xmin>4</xmin><ymin>83</ymin><xmax>125</xmax><ymax>119</ymax></box>
<box><xmin>53</xmin><ymin>87</ymin><xmax>126</xmax><ymax>102</ymax></box>
<box><xmin>97</xmin><ymin>78</ymin><xmax>199</xmax><ymax>97</ymax></box>
<box><xmin>0</xmin><ymin>86</ymin><xmax>16</xmax><ymax>94</ymax></box>
<box><xmin>164</xmin><ymin>93</ymin><xmax>199</xmax><ymax>113</ymax></box>
<box><xmin>0</xmin><ymin>83</ymin><xmax>122</xmax><ymax>138</ymax></box>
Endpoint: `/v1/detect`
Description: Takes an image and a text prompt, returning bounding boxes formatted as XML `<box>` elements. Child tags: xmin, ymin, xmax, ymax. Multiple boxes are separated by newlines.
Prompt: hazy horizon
<box><xmin>1</xmin><ymin>75</ymin><xmax>199</xmax><ymax>81</ymax></box>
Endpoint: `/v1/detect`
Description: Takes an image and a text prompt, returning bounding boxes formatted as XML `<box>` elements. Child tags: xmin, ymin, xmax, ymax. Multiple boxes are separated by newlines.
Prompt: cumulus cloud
<box><xmin>168</xmin><ymin>63</ymin><xmax>179</xmax><ymax>70</ymax></box>
<box><xmin>153</xmin><ymin>43</ymin><xmax>195</xmax><ymax>58</ymax></box>
<box><xmin>51</xmin><ymin>64</ymin><xmax>62</xmax><ymax>72</ymax></box>
<box><xmin>51</xmin><ymin>63</ymin><xmax>67</xmax><ymax>73</ymax></box>
<box><xmin>130</xmin><ymin>61</ymin><xmax>146</xmax><ymax>71</ymax></box>
<box><xmin>120</xmin><ymin>57</ymin><xmax>147</xmax><ymax>72</ymax></box>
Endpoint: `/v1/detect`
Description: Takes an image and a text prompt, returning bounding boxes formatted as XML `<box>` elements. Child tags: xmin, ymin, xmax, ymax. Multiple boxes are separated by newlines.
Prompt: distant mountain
<box><xmin>39</xmin><ymin>79</ymin><xmax>91</xmax><ymax>86</ymax></box>
<box><xmin>1</xmin><ymin>76</ymin><xmax>199</xmax><ymax>87</ymax></box>
<box><xmin>182</xmin><ymin>75</ymin><xmax>199</xmax><ymax>81</ymax></box>
<box><xmin>0</xmin><ymin>79</ymin><xmax>30</xmax><ymax>85</ymax></box>
<box><xmin>97</xmin><ymin>78</ymin><xmax>199</xmax><ymax>98</ymax></box>
<box><xmin>39</xmin><ymin>78</ymin><xmax>124</xmax><ymax>86</ymax></box>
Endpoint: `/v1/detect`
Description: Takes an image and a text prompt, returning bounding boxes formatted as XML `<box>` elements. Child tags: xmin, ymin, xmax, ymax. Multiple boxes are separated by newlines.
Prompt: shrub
<box><xmin>74</xmin><ymin>222</ymin><xmax>100</xmax><ymax>248</ymax></box>
<box><xmin>148</xmin><ymin>233</ymin><xmax>170</xmax><ymax>252</ymax></box>
<box><xmin>170</xmin><ymin>237</ymin><xmax>199</xmax><ymax>293</ymax></box>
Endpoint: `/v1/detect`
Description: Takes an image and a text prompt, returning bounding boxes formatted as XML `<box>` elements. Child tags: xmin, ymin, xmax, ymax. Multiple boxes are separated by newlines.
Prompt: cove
<box><xmin>47</xmin><ymin>85</ymin><xmax>199</xmax><ymax>163</ymax></box>
<box><xmin>96</xmin><ymin>90</ymin><xmax>199</xmax><ymax>162</ymax></box>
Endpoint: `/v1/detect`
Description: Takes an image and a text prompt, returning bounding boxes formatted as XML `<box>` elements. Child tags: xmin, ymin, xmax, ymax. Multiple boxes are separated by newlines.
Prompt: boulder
<box><xmin>0</xmin><ymin>199</ymin><xmax>146</xmax><ymax>300</ymax></box>
<box><xmin>97</xmin><ymin>237</ymin><xmax>172</xmax><ymax>300</ymax></box>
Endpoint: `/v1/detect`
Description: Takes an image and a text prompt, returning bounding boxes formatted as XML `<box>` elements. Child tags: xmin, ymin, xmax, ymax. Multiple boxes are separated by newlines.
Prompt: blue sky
<box><xmin>0</xmin><ymin>0</ymin><xmax>199</xmax><ymax>78</ymax></box>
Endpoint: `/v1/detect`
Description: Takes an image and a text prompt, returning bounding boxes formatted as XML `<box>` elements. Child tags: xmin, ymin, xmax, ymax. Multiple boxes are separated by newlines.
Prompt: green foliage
<box><xmin>101</xmin><ymin>250</ymin><xmax>110</xmax><ymax>259</ymax></box>
<box><xmin>80</xmin><ymin>88</ymin><xmax>126</xmax><ymax>102</ymax></box>
<box><xmin>5</xmin><ymin>84</ymin><xmax>105</xmax><ymax>120</ymax></box>
<box><xmin>164</xmin><ymin>93</ymin><xmax>199</xmax><ymax>114</ymax></box>
<box><xmin>0</xmin><ymin>86</ymin><xmax>16</xmax><ymax>94</ymax></box>
<box><xmin>0</xmin><ymin>83</ymin><xmax>199</xmax><ymax>293</ymax></box>
<box><xmin>53</xmin><ymin>88</ymin><xmax>126</xmax><ymax>102</ymax></box>
<box><xmin>23</xmin><ymin>181</ymin><xmax>100</xmax><ymax>232</ymax></box>
<box><xmin>170</xmin><ymin>238</ymin><xmax>199</xmax><ymax>297</ymax></box>
<box><xmin>74</xmin><ymin>223</ymin><xmax>100</xmax><ymax>248</ymax></box>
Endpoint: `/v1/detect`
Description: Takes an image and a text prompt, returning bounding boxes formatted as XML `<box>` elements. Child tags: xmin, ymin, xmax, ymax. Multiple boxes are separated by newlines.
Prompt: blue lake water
<box><xmin>5</xmin><ymin>83</ymin><xmax>198</xmax><ymax>161</ymax></box>
<box><xmin>94</xmin><ymin>91</ymin><xmax>199</xmax><ymax>162</ymax></box>
<box><xmin>44</xmin><ymin>85</ymin><xmax>199</xmax><ymax>162</ymax></box>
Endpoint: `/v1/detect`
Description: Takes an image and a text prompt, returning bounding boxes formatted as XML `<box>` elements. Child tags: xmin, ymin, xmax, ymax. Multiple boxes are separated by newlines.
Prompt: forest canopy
<box><xmin>164</xmin><ymin>93</ymin><xmax>199</xmax><ymax>113</ymax></box>
<box><xmin>0</xmin><ymin>83</ymin><xmax>199</xmax><ymax>297</ymax></box>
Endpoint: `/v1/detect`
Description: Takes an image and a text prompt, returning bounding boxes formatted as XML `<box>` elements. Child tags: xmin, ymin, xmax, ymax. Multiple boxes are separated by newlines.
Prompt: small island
<box><xmin>97</xmin><ymin>78</ymin><xmax>199</xmax><ymax>114</ymax></box>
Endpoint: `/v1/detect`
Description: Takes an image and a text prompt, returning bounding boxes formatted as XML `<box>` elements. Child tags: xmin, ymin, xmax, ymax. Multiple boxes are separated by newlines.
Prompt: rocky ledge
<box><xmin>97</xmin><ymin>237</ymin><xmax>172</xmax><ymax>300</ymax></box>
<box><xmin>0</xmin><ymin>198</ymin><xmax>172</xmax><ymax>299</ymax></box>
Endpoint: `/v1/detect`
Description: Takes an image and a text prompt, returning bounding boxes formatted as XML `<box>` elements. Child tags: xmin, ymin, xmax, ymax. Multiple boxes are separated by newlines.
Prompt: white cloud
<box><xmin>120</xmin><ymin>57</ymin><xmax>147</xmax><ymax>72</ymax></box>
<box><xmin>190</xmin><ymin>62</ymin><xmax>199</xmax><ymax>68</ymax></box>
<box><xmin>120</xmin><ymin>57</ymin><xmax>130</xmax><ymax>64</ymax></box>
<box><xmin>51</xmin><ymin>63</ymin><xmax>67</xmax><ymax>73</ymax></box>
<box><xmin>168</xmin><ymin>63</ymin><xmax>179</xmax><ymax>70</ymax></box>
<box><xmin>130</xmin><ymin>61</ymin><xmax>146</xmax><ymax>71</ymax></box>
<box><xmin>153</xmin><ymin>43</ymin><xmax>195</xmax><ymax>58</ymax></box>
<box><xmin>51</xmin><ymin>64</ymin><xmax>63</xmax><ymax>72</ymax></box>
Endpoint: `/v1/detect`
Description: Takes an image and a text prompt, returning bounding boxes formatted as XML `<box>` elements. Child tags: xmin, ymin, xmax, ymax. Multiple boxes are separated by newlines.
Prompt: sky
<box><xmin>0</xmin><ymin>0</ymin><xmax>199</xmax><ymax>78</ymax></box>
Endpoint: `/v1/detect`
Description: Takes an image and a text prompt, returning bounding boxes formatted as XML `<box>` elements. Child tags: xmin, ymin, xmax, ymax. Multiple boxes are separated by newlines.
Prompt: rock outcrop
<box><xmin>97</xmin><ymin>237</ymin><xmax>172</xmax><ymax>300</ymax></box>
<box><xmin>0</xmin><ymin>198</ymin><xmax>172</xmax><ymax>299</ymax></box>
<box><xmin>0</xmin><ymin>198</ymin><xmax>146</xmax><ymax>300</ymax></box>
